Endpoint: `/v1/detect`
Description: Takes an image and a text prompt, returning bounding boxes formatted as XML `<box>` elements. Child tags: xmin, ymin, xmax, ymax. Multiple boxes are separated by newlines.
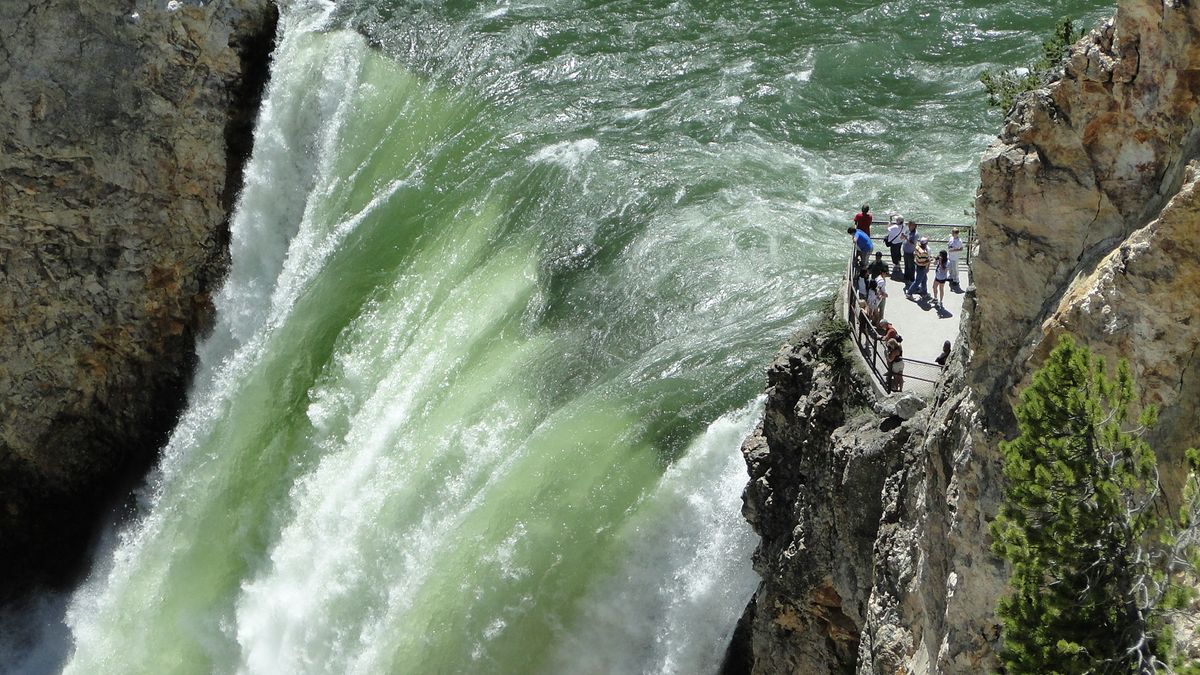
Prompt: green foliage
<box><xmin>981</xmin><ymin>19</ymin><xmax>1083</xmax><ymax>110</ymax></box>
<box><xmin>992</xmin><ymin>335</ymin><xmax>1200</xmax><ymax>674</ymax></box>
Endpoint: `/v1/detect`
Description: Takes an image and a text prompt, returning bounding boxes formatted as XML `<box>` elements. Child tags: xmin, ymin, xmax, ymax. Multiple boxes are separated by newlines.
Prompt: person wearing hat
<box><xmin>905</xmin><ymin>237</ymin><xmax>930</xmax><ymax>299</ymax></box>
<box><xmin>878</xmin><ymin>319</ymin><xmax>897</xmax><ymax>342</ymax></box>
<box><xmin>884</xmin><ymin>215</ymin><xmax>904</xmax><ymax>275</ymax></box>
<box><xmin>899</xmin><ymin>219</ymin><xmax>919</xmax><ymax>282</ymax></box>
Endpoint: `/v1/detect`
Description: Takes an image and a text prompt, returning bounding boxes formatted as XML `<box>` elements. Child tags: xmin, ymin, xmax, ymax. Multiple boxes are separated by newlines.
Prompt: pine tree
<box><xmin>981</xmin><ymin>19</ymin><xmax>1082</xmax><ymax>110</ymax></box>
<box><xmin>991</xmin><ymin>335</ymin><xmax>1200</xmax><ymax>673</ymax></box>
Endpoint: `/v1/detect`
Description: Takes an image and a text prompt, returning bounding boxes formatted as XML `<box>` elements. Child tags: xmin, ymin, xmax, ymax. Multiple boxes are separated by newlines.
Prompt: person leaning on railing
<box><xmin>848</xmin><ymin>226</ymin><xmax>873</xmax><ymax>271</ymax></box>
<box><xmin>885</xmin><ymin>332</ymin><xmax>904</xmax><ymax>392</ymax></box>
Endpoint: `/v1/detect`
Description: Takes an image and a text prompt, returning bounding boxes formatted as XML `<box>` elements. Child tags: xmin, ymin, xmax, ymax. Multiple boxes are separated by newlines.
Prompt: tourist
<box><xmin>886</xmin><ymin>334</ymin><xmax>904</xmax><ymax>392</ymax></box>
<box><xmin>873</xmin><ymin>268</ymin><xmax>888</xmax><ymax>324</ymax></box>
<box><xmin>900</xmin><ymin>219</ymin><xmax>919</xmax><ymax>282</ymax></box>
<box><xmin>884</xmin><ymin>215</ymin><xmax>904</xmax><ymax>274</ymax></box>
<box><xmin>854</xmin><ymin>204</ymin><xmax>872</xmax><ymax>236</ymax></box>
<box><xmin>879</xmin><ymin>319</ymin><xmax>897</xmax><ymax>342</ymax></box>
<box><xmin>855</xmin><ymin>265</ymin><xmax>870</xmax><ymax>299</ymax></box>
<box><xmin>935</xmin><ymin>339</ymin><xmax>951</xmax><ymax>366</ymax></box>
<box><xmin>866</xmin><ymin>279</ymin><xmax>881</xmax><ymax>325</ymax></box>
<box><xmin>849</xmin><ymin>226</ymin><xmax>873</xmax><ymax>270</ymax></box>
<box><xmin>867</xmin><ymin>251</ymin><xmax>888</xmax><ymax>279</ymax></box>
<box><xmin>931</xmin><ymin>250</ymin><xmax>949</xmax><ymax>307</ymax></box>
<box><xmin>947</xmin><ymin>227</ymin><xmax>964</xmax><ymax>288</ymax></box>
<box><xmin>905</xmin><ymin>237</ymin><xmax>930</xmax><ymax>299</ymax></box>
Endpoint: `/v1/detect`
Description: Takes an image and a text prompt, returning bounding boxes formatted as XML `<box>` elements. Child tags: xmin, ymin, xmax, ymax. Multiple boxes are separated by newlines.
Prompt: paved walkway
<box><xmin>842</xmin><ymin>253</ymin><xmax>971</xmax><ymax>398</ymax></box>
<box><xmin>879</xmin><ymin>260</ymin><xmax>969</xmax><ymax>364</ymax></box>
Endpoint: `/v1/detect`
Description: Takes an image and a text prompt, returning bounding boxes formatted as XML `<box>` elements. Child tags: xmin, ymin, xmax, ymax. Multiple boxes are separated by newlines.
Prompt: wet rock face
<box><xmin>0</xmin><ymin>0</ymin><xmax>277</xmax><ymax>597</ymax></box>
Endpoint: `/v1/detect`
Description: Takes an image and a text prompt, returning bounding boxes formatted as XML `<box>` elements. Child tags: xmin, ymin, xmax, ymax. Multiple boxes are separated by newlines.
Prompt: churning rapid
<box><xmin>42</xmin><ymin>0</ymin><xmax>1111</xmax><ymax>673</ymax></box>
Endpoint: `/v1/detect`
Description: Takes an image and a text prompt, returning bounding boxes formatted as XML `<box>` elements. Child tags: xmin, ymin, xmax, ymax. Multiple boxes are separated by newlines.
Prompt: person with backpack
<box><xmin>884</xmin><ymin>215</ymin><xmax>904</xmax><ymax>274</ymax></box>
<box><xmin>905</xmin><ymin>237</ymin><xmax>930</xmax><ymax>299</ymax></box>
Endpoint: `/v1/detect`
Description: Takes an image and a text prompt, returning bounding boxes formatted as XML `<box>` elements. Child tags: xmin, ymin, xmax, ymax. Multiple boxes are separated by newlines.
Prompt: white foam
<box><xmin>540</xmin><ymin>399</ymin><xmax>763</xmax><ymax>675</ymax></box>
<box><xmin>528</xmin><ymin>138</ymin><xmax>599</xmax><ymax>169</ymax></box>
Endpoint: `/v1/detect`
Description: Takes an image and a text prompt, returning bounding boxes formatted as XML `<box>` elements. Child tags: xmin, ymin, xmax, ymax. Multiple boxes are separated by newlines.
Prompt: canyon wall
<box><xmin>0</xmin><ymin>0</ymin><xmax>277</xmax><ymax>598</ymax></box>
<box><xmin>731</xmin><ymin>1</ymin><xmax>1200</xmax><ymax>672</ymax></box>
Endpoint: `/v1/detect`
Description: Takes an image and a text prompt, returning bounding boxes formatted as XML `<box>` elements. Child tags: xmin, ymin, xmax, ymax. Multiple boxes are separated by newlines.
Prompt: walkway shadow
<box><xmin>910</xmin><ymin>295</ymin><xmax>934</xmax><ymax>311</ymax></box>
<box><xmin>935</xmin><ymin>303</ymin><xmax>954</xmax><ymax>318</ymax></box>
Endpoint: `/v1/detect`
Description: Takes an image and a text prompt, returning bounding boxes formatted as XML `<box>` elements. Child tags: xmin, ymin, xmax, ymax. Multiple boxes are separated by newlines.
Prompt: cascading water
<box><xmin>10</xmin><ymin>0</ymin><xmax>1113</xmax><ymax>673</ymax></box>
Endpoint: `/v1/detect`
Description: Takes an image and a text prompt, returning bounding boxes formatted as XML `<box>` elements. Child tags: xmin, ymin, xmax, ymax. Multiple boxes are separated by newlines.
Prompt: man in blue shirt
<box><xmin>848</xmin><ymin>226</ymin><xmax>873</xmax><ymax>270</ymax></box>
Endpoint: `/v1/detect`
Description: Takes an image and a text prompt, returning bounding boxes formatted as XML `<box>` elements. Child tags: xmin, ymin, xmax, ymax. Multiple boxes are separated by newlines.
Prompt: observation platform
<box><xmin>838</xmin><ymin>222</ymin><xmax>974</xmax><ymax>398</ymax></box>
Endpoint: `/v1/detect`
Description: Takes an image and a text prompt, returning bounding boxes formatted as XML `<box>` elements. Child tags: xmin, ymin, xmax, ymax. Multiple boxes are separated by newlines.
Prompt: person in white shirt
<box><xmin>947</xmin><ymin>227</ymin><xmax>964</xmax><ymax>288</ymax></box>
<box><xmin>884</xmin><ymin>215</ymin><xmax>904</xmax><ymax>275</ymax></box>
<box><xmin>873</xmin><ymin>268</ymin><xmax>888</xmax><ymax>323</ymax></box>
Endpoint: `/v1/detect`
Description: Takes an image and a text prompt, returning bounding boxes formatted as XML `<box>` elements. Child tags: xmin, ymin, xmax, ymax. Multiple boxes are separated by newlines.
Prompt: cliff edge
<box><xmin>0</xmin><ymin>0</ymin><xmax>277</xmax><ymax>598</ymax></box>
<box><xmin>731</xmin><ymin>1</ymin><xmax>1200</xmax><ymax>672</ymax></box>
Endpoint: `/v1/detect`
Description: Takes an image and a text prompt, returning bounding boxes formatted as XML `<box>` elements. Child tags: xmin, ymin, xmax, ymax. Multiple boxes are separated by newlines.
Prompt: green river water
<box><xmin>8</xmin><ymin>0</ymin><xmax>1114</xmax><ymax>673</ymax></box>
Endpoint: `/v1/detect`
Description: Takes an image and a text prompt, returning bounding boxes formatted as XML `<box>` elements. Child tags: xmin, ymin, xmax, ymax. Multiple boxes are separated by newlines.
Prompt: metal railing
<box><xmin>844</xmin><ymin>228</ymin><xmax>958</xmax><ymax>397</ymax></box>
<box><xmin>871</xmin><ymin>221</ymin><xmax>974</xmax><ymax>268</ymax></box>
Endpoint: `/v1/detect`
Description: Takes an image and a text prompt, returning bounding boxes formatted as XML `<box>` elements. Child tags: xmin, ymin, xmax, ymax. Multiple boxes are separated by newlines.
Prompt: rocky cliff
<box><xmin>730</xmin><ymin>1</ymin><xmax>1200</xmax><ymax>672</ymax></box>
<box><xmin>0</xmin><ymin>0</ymin><xmax>277</xmax><ymax>598</ymax></box>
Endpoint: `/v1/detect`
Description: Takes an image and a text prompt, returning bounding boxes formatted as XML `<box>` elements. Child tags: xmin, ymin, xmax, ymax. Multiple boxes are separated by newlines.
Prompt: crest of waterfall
<box><xmin>39</xmin><ymin>0</ymin><xmax>1115</xmax><ymax>673</ymax></box>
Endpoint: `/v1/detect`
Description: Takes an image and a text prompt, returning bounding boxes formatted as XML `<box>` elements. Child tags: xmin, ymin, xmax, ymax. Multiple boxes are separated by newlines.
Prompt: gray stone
<box><xmin>891</xmin><ymin>394</ymin><xmax>926</xmax><ymax>420</ymax></box>
<box><xmin>0</xmin><ymin>0</ymin><xmax>277</xmax><ymax>597</ymax></box>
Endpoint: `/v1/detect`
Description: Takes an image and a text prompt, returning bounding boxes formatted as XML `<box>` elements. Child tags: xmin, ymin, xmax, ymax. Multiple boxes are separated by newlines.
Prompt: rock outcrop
<box><xmin>732</xmin><ymin>1</ymin><xmax>1200</xmax><ymax>672</ymax></box>
<box><xmin>725</xmin><ymin>320</ymin><xmax>914</xmax><ymax>673</ymax></box>
<box><xmin>0</xmin><ymin>0</ymin><xmax>277</xmax><ymax>598</ymax></box>
<box><xmin>973</xmin><ymin>0</ymin><xmax>1200</xmax><ymax>451</ymax></box>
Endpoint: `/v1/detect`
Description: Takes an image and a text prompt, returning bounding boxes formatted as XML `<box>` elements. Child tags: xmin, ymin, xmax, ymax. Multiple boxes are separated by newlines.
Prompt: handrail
<box><xmin>869</xmin><ymin>222</ymin><xmax>975</xmax><ymax>267</ymax></box>
<box><xmin>845</xmin><ymin>239</ymin><xmax>950</xmax><ymax>396</ymax></box>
